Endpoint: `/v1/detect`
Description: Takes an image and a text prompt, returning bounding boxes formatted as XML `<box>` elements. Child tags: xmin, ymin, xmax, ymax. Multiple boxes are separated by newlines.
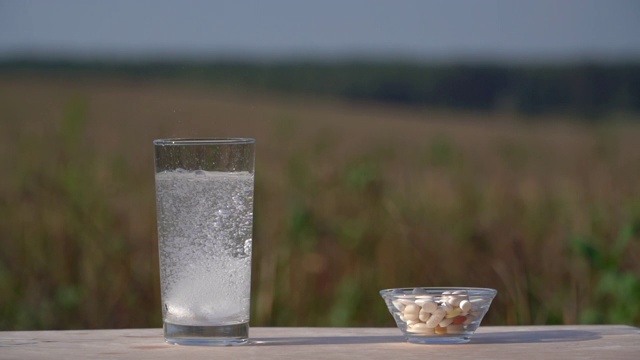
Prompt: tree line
<box><xmin>3</xmin><ymin>59</ymin><xmax>639</xmax><ymax>118</ymax></box>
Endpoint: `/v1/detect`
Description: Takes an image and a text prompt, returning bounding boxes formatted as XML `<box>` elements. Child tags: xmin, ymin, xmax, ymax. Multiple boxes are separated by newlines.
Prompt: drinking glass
<box><xmin>154</xmin><ymin>138</ymin><xmax>255</xmax><ymax>345</ymax></box>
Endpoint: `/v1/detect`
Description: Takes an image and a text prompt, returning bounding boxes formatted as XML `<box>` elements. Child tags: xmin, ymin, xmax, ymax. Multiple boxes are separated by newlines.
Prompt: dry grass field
<box><xmin>1</xmin><ymin>73</ymin><xmax>640</xmax><ymax>330</ymax></box>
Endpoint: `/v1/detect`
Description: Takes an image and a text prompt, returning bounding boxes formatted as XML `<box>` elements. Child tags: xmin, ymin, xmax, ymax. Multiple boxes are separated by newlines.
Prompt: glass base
<box><xmin>164</xmin><ymin>321</ymin><xmax>248</xmax><ymax>346</ymax></box>
<box><xmin>406</xmin><ymin>334</ymin><xmax>471</xmax><ymax>344</ymax></box>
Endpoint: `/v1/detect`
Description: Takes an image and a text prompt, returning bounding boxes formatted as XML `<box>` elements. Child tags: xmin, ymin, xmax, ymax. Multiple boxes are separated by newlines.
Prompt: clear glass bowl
<box><xmin>380</xmin><ymin>287</ymin><xmax>497</xmax><ymax>344</ymax></box>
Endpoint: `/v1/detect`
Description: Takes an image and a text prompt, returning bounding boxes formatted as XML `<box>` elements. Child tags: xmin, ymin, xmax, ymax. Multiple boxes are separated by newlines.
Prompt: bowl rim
<box><xmin>380</xmin><ymin>287</ymin><xmax>497</xmax><ymax>296</ymax></box>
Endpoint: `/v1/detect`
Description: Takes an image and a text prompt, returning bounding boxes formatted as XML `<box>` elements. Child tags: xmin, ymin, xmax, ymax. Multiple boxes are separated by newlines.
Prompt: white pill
<box><xmin>419</xmin><ymin>311</ymin><xmax>431</xmax><ymax>322</ymax></box>
<box><xmin>448</xmin><ymin>296</ymin><xmax>462</xmax><ymax>307</ymax></box>
<box><xmin>453</xmin><ymin>290</ymin><xmax>469</xmax><ymax>298</ymax></box>
<box><xmin>448</xmin><ymin>291</ymin><xmax>468</xmax><ymax>306</ymax></box>
<box><xmin>425</xmin><ymin>308</ymin><xmax>446</xmax><ymax>328</ymax></box>
<box><xmin>409</xmin><ymin>323</ymin><xmax>435</xmax><ymax>334</ymax></box>
<box><xmin>406</xmin><ymin>319</ymin><xmax>419</xmax><ymax>326</ymax></box>
<box><xmin>398</xmin><ymin>298</ymin><xmax>415</xmax><ymax>306</ymax></box>
<box><xmin>420</xmin><ymin>301</ymin><xmax>438</xmax><ymax>313</ymax></box>
<box><xmin>404</xmin><ymin>311</ymin><xmax>419</xmax><ymax>321</ymax></box>
<box><xmin>166</xmin><ymin>304</ymin><xmax>194</xmax><ymax>319</ymax></box>
<box><xmin>440</xmin><ymin>302</ymin><xmax>453</xmax><ymax>312</ymax></box>
<box><xmin>414</xmin><ymin>297</ymin><xmax>434</xmax><ymax>307</ymax></box>
<box><xmin>459</xmin><ymin>300</ymin><xmax>472</xmax><ymax>312</ymax></box>
<box><xmin>404</xmin><ymin>304</ymin><xmax>420</xmax><ymax>314</ymax></box>
<box><xmin>439</xmin><ymin>317</ymin><xmax>454</xmax><ymax>327</ymax></box>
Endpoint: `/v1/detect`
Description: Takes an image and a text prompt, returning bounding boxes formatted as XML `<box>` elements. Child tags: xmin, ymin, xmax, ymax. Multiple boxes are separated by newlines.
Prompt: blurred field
<box><xmin>1</xmin><ymin>73</ymin><xmax>640</xmax><ymax>330</ymax></box>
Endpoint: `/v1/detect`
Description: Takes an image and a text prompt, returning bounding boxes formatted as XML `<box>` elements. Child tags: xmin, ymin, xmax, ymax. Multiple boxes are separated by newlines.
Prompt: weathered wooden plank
<box><xmin>0</xmin><ymin>326</ymin><xmax>638</xmax><ymax>360</ymax></box>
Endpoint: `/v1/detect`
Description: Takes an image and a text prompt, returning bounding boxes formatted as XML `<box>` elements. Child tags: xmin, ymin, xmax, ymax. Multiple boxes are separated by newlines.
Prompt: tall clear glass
<box><xmin>153</xmin><ymin>138</ymin><xmax>255</xmax><ymax>346</ymax></box>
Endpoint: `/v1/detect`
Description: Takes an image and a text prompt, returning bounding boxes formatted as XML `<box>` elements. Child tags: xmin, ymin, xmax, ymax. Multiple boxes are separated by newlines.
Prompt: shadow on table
<box><xmin>471</xmin><ymin>329</ymin><xmax>601</xmax><ymax>344</ymax></box>
<box><xmin>251</xmin><ymin>329</ymin><xmax>601</xmax><ymax>346</ymax></box>
<box><xmin>250</xmin><ymin>335</ymin><xmax>405</xmax><ymax>346</ymax></box>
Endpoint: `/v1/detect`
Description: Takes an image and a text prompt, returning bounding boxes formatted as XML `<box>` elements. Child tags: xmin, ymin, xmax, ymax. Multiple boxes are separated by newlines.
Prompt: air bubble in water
<box><xmin>244</xmin><ymin>239</ymin><xmax>252</xmax><ymax>256</ymax></box>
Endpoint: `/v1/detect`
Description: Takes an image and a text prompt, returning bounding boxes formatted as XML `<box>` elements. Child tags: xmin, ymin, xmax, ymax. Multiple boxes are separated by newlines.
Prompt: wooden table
<box><xmin>1</xmin><ymin>326</ymin><xmax>638</xmax><ymax>359</ymax></box>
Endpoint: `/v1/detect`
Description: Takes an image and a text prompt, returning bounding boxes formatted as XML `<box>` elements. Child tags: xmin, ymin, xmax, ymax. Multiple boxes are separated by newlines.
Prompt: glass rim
<box><xmin>153</xmin><ymin>138</ymin><xmax>255</xmax><ymax>145</ymax></box>
<box><xmin>380</xmin><ymin>287</ymin><xmax>497</xmax><ymax>296</ymax></box>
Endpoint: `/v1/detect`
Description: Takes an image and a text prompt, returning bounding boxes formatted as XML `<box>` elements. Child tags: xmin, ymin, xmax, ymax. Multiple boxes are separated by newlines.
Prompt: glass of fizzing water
<box><xmin>153</xmin><ymin>138</ymin><xmax>255</xmax><ymax>345</ymax></box>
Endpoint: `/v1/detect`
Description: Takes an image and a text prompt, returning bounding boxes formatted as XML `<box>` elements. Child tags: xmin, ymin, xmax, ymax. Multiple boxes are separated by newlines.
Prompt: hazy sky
<box><xmin>1</xmin><ymin>0</ymin><xmax>639</xmax><ymax>62</ymax></box>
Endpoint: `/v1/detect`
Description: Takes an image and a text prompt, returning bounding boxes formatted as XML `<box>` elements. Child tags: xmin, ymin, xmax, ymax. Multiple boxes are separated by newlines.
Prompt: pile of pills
<box><xmin>390</xmin><ymin>289</ymin><xmax>488</xmax><ymax>335</ymax></box>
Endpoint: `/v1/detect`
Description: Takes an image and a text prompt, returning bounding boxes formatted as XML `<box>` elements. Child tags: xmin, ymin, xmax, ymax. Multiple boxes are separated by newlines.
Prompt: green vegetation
<box><xmin>0</xmin><ymin>73</ymin><xmax>639</xmax><ymax>330</ymax></box>
<box><xmin>2</xmin><ymin>59</ymin><xmax>639</xmax><ymax>117</ymax></box>
<box><xmin>0</xmin><ymin>96</ymin><xmax>159</xmax><ymax>329</ymax></box>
